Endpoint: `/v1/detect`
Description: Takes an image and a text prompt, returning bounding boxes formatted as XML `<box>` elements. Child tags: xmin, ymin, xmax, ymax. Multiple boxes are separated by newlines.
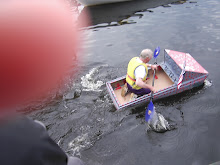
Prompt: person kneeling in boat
<box><xmin>122</xmin><ymin>49</ymin><xmax>157</xmax><ymax>98</ymax></box>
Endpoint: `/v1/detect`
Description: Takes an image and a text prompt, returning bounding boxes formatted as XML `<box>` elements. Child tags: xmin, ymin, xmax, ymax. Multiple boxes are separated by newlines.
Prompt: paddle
<box><xmin>145</xmin><ymin>46</ymin><xmax>160</xmax><ymax>122</ymax></box>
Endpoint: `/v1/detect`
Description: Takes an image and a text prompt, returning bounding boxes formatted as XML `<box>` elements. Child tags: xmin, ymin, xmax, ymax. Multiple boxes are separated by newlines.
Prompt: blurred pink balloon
<box><xmin>0</xmin><ymin>0</ymin><xmax>87</xmax><ymax>112</ymax></box>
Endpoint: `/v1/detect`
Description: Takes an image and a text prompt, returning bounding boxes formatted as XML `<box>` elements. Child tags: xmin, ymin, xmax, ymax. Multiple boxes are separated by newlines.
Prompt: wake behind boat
<box><xmin>106</xmin><ymin>49</ymin><xmax>209</xmax><ymax>110</ymax></box>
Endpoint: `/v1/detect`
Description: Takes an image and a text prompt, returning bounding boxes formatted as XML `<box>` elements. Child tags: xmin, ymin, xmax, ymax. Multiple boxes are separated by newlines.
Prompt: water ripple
<box><xmin>153</xmin><ymin>126</ymin><xmax>198</xmax><ymax>164</ymax></box>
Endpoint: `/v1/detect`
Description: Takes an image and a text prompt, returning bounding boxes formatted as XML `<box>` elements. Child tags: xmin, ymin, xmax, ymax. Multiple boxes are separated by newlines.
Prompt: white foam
<box><xmin>147</xmin><ymin>108</ymin><xmax>170</xmax><ymax>132</ymax></box>
<box><xmin>204</xmin><ymin>79</ymin><xmax>212</xmax><ymax>88</ymax></box>
<box><xmin>68</xmin><ymin>133</ymin><xmax>92</xmax><ymax>157</ymax></box>
<box><xmin>158</xmin><ymin>113</ymin><xmax>169</xmax><ymax>130</ymax></box>
<box><xmin>81</xmin><ymin>67</ymin><xmax>104</xmax><ymax>91</ymax></box>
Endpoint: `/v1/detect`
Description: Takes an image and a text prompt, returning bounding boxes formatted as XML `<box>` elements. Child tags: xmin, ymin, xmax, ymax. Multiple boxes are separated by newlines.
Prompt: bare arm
<box><xmin>146</xmin><ymin>64</ymin><xmax>158</xmax><ymax>70</ymax></box>
<box><xmin>136</xmin><ymin>78</ymin><xmax>156</xmax><ymax>92</ymax></box>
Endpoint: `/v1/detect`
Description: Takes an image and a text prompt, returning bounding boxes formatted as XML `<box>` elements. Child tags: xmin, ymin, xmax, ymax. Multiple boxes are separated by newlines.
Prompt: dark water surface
<box><xmin>29</xmin><ymin>0</ymin><xmax>220</xmax><ymax>164</ymax></box>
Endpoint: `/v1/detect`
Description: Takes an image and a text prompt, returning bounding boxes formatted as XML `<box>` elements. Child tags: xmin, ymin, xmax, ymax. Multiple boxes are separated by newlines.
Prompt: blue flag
<box><xmin>145</xmin><ymin>100</ymin><xmax>154</xmax><ymax>122</ymax></box>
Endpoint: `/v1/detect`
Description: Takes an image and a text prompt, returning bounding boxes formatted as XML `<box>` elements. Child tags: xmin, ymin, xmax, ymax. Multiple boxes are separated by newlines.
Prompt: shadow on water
<box><xmin>79</xmin><ymin>0</ymin><xmax>187</xmax><ymax>28</ymax></box>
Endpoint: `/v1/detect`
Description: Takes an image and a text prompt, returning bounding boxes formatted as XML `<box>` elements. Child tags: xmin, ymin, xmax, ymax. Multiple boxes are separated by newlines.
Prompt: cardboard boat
<box><xmin>106</xmin><ymin>49</ymin><xmax>209</xmax><ymax>110</ymax></box>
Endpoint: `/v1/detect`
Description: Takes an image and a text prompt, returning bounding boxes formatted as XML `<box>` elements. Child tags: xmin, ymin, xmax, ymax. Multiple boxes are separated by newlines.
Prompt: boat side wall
<box><xmin>163</xmin><ymin>52</ymin><xmax>180</xmax><ymax>83</ymax></box>
<box><xmin>119</xmin><ymin>93</ymin><xmax>151</xmax><ymax>109</ymax></box>
<box><xmin>154</xmin><ymin>74</ymin><xmax>207</xmax><ymax>100</ymax></box>
<box><xmin>106</xmin><ymin>82</ymin><xmax>120</xmax><ymax>110</ymax></box>
<box><xmin>107</xmin><ymin>74</ymin><xmax>207</xmax><ymax>110</ymax></box>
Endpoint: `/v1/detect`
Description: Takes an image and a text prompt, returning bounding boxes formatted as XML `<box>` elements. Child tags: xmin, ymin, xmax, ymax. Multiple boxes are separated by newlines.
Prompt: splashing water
<box><xmin>67</xmin><ymin>133</ymin><xmax>93</xmax><ymax>157</ymax></box>
<box><xmin>81</xmin><ymin>67</ymin><xmax>104</xmax><ymax>91</ymax></box>
<box><xmin>146</xmin><ymin>108</ymin><xmax>170</xmax><ymax>133</ymax></box>
<box><xmin>146</xmin><ymin>79</ymin><xmax>212</xmax><ymax>133</ymax></box>
<box><xmin>204</xmin><ymin>79</ymin><xmax>212</xmax><ymax>88</ymax></box>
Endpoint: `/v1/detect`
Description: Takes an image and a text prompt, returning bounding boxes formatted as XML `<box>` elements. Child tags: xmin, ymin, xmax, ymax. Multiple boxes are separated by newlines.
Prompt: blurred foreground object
<box><xmin>0</xmin><ymin>1</ymin><xmax>86</xmax><ymax>164</ymax></box>
<box><xmin>0</xmin><ymin>116</ymin><xmax>85</xmax><ymax>165</ymax></box>
<box><xmin>0</xmin><ymin>0</ymin><xmax>84</xmax><ymax>112</ymax></box>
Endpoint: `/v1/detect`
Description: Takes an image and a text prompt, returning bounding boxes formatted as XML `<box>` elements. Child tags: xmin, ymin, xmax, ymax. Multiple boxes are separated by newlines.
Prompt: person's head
<box><xmin>139</xmin><ymin>49</ymin><xmax>153</xmax><ymax>63</ymax></box>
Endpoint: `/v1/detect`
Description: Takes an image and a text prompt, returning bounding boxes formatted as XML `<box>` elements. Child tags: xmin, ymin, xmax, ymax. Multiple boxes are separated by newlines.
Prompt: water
<box><xmin>28</xmin><ymin>0</ymin><xmax>220</xmax><ymax>164</ymax></box>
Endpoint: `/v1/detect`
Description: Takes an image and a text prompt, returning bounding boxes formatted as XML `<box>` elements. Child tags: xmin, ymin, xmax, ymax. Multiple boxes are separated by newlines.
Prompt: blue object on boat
<box><xmin>145</xmin><ymin>100</ymin><xmax>154</xmax><ymax>122</ymax></box>
<box><xmin>154</xmin><ymin>46</ymin><xmax>160</xmax><ymax>59</ymax></box>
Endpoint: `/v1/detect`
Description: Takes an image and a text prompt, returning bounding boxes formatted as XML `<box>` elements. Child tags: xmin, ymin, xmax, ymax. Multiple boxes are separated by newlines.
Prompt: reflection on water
<box><xmin>28</xmin><ymin>0</ymin><xmax>220</xmax><ymax>164</ymax></box>
<box><xmin>79</xmin><ymin>0</ymin><xmax>185</xmax><ymax>28</ymax></box>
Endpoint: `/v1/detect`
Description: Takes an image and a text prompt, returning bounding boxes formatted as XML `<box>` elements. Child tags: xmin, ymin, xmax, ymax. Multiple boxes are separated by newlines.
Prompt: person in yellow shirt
<box><xmin>124</xmin><ymin>49</ymin><xmax>157</xmax><ymax>96</ymax></box>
